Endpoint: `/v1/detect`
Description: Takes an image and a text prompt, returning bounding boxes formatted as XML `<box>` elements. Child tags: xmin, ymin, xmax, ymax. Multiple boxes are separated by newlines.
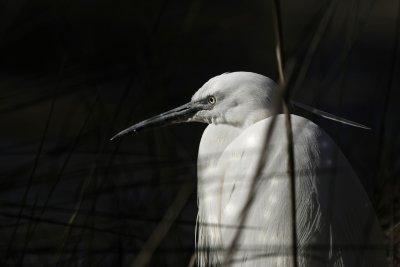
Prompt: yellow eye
<box><xmin>208</xmin><ymin>96</ymin><xmax>216</xmax><ymax>105</ymax></box>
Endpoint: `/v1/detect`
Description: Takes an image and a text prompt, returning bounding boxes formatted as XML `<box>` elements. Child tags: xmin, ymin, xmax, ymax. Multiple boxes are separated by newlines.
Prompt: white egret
<box><xmin>111</xmin><ymin>72</ymin><xmax>387</xmax><ymax>267</ymax></box>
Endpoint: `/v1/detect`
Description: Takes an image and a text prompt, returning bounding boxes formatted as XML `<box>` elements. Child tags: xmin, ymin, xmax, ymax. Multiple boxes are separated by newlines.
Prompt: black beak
<box><xmin>110</xmin><ymin>101</ymin><xmax>208</xmax><ymax>141</ymax></box>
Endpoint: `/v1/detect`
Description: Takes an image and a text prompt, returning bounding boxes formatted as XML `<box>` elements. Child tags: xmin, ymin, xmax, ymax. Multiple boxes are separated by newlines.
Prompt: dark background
<box><xmin>0</xmin><ymin>0</ymin><xmax>399</xmax><ymax>266</ymax></box>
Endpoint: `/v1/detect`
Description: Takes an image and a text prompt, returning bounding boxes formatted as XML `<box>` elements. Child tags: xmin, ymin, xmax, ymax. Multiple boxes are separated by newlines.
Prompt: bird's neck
<box><xmin>196</xmin><ymin>123</ymin><xmax>243</xmax><ymax>261</ymax></box>
<box><xmin>242</xmin><ymin>109</ymin><xmax>276</xmax><ymax>128</ymax></box>
<box><xmin>198</xmin><ymin>124</ymin><xmax>242</xmax><ymax>169</ymax></box>
<box><xmin>197</xmin><ymin>113</ymin><xmax>274</xmax><ymax>180</ymax></box>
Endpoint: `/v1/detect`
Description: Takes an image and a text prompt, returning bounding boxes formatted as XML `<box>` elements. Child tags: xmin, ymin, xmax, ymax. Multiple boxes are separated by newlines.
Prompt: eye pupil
<box><xmin>208</xmin><ymin>96</ymin><xmax>216</xmax><ymax>104</ymax></box>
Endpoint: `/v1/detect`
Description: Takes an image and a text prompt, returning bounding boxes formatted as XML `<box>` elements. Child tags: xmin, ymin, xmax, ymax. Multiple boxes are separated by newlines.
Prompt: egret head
<box><xmin>191</xmin><ymin>72</ymin><xmax>280</xmax><ymax>127</ymax></box>
<box><xmin>110</xmin><ymin>72</ymin><xmax>281</xmax><ymax>140</ymax></box>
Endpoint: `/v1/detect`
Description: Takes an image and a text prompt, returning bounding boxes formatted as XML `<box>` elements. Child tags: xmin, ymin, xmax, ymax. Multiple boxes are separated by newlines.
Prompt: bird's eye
<box><xmin>208</xmin><ymin>96</ymin><xmax>216</xmax><ymax>105</ymax></box>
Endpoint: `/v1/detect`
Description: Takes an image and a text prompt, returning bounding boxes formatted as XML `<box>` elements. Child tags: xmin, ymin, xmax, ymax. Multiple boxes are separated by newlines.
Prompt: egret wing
<box><xmin>215</xmin><ymin>115</ymin><xmax>386</xmax><ymax>266</ymax></box>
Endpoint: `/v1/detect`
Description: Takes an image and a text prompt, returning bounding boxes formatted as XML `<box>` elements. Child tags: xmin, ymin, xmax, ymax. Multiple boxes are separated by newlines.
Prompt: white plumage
<box><xmin>111</xmin><ymin>72</ymin><xmax>387</xmax><ymax>267</ymax></box>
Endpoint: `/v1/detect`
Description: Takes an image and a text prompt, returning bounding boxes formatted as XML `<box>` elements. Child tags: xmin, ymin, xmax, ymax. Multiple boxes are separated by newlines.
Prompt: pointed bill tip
<box><xmin>109</xmin><ymin>128</ymin><xmax>137</xmax><ymax>141</ymax></box>
<box><xmin>109</xmin><ymin>133</ymin><xmax>121</xmax><ymax>141</ymax></box>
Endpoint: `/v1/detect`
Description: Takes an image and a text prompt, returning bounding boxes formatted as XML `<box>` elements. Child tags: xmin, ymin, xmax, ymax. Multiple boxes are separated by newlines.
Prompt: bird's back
<box><xmin>196</xmin><ymin>115</ymin><xmax>386</xmax><ymax>267</ymax></box>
